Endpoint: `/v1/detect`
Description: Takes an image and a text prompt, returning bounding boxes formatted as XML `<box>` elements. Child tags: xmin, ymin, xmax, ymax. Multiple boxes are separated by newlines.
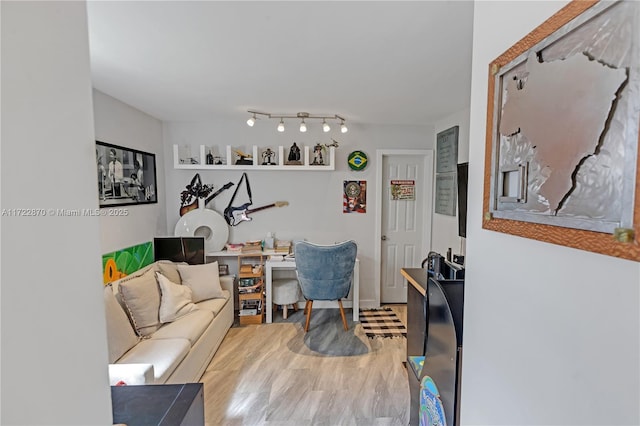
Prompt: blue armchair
<box><xmin>294</xmin><ymin>240</ymin><xmax>357</xmax><ymax>332</ymax></box>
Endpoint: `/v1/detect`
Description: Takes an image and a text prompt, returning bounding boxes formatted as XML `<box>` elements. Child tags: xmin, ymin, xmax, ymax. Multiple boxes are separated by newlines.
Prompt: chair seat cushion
<box><xmin>272</xmin><ymin>278</ymin><xmax>301</xmax><ymax>305</ymax></box>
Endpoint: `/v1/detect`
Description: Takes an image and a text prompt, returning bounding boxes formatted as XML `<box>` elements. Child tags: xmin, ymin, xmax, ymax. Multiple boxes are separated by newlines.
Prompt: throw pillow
<box><xmin>177</xmin><ymin>261</ymin><xmax>224</xmax><ymax>303</ymax></box>
<box><xmin>157</xmin><ymin>261</ymin><xmax>183</xmax><ymax>285</ymax></box>
<box><xmin>156</xmin><ymin>272</ymin><xmax>198</xmax><ymax>323</ymax></box>
<box><xmin>103</xmin><ymin>285</ymin><xmax>139</xmax><ymax>363</ymax></box>
<box><xmin>118</xmin><ymin>267</ymin><xmax>161</xmax><ymax>336</ymax></box>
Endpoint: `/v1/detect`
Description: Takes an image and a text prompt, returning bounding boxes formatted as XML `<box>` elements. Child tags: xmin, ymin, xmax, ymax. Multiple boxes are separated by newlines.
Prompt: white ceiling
<box><xmin>87</xmin><ymin>1</ymin><xmax>474</xmax><ymax>127</ymax></box>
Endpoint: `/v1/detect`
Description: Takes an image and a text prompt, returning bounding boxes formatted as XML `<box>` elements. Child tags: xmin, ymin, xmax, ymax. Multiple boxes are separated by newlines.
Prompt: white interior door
<box><xmin>380</xmin><ymin>153</ymin><xmax>433</xmax><ymax>303</ymax></box>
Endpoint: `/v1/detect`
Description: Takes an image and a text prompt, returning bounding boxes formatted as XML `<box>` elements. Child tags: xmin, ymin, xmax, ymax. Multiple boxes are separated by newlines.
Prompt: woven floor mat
<box><xmin>359</xmin><ymin>308</ymin><xmax>407</xmax><ymax>339</ymax></box>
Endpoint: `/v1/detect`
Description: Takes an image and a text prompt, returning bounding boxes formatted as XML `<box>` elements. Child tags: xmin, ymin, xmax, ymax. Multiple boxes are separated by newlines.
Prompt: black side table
<box><xmin>111</xmin><ymin>383</ymin><xmax>204</xmax><ymax>426</ymax></box>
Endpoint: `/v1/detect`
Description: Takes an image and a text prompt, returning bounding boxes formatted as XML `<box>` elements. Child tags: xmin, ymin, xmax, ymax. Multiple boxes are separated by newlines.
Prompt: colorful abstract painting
<box><xmin>102</xmin><ymin>241</ymin><xmax>153</xmax><ymax>284</ymax></box>
<box><xmin>420</xmin><ymin>375</ymin><xmax>446</xmax><ymax>426</ymax></box>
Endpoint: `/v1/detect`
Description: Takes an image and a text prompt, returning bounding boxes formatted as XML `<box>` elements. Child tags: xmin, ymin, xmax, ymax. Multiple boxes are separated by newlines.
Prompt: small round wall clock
<box><xmin>348</xmin><ymin>150</ymin><xmax>368</xmax><ymax>171</ymax></box>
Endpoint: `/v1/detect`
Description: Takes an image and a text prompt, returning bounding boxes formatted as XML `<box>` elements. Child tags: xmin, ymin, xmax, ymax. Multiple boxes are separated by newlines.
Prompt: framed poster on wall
<box><xmin>343</xmin><ymin>180</ymin><xmax>367</xmax><ymax>213</ymax></box>
<box><xmin>436</xmin><ymin>126</ymin><xmax>459</xmax><ymax>174</ymax></box>
<box><xmin>435</xmin><ymin>174</ymin><xmax>456</xmax><ymax>216</ymax></box>
<box><xmin>96</xmin><ymin>141</ymin><xmax>158</xmax><ymax>207</ymax></box>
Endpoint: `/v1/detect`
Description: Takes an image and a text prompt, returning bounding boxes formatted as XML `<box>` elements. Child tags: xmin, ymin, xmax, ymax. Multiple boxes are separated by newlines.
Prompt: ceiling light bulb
<box><xmin>340</xmin><ymin>121</ymin><xmax>348</xmax><ymax>133</ymax></box>
<box><xmin>322</xmin><ymin>120</ymin><xmax>330</xmax><ymax>132</ymax></box>
<box><xmin>247</xmin><ymin>114</ymin><xmax>256</xmax><ymax>127</ymax></box>
<box><xmin>277</xmin><ymin>119</ymin><xmax>285</xmax><ymax>132</ymax></box>
<box><xmin>300</xmin><ymin>119</ymin><xmax>307</xmax><ymax>133</ymax></box>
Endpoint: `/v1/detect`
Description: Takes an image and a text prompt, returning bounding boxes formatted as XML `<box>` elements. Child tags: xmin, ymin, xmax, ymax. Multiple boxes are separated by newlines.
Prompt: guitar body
<box><xmin>179</xmin><ymin>200</ymin><xmax>198</xmax><ymax>216</ymax></box>
<box><xmin>179</xmin><ymin>181</ymin><xmax>234</xmax><ymax>217</ymax></box>
<box><xmin>224</xmin><ymin>202</ymin><xmax>252</xmax><ymax>226</ymax></box>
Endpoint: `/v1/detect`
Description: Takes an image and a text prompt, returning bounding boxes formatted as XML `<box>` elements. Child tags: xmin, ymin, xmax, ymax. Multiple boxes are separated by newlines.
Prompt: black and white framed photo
<box><xmin>96</xmin><ymin>141</ymin><xmax>158</xmax><ymax>207</ymax></box>
<box><xmin>218</xmin><ymin>264</ymin><xmax>229</xmax><ymax>276</ymax></box>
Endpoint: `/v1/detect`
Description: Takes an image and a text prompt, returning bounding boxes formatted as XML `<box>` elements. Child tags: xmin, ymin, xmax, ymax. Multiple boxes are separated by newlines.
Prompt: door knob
<box><xmin>381</xmin><ymin>235</ymin><xmax>387</xmax><ymax>241</ymax></box>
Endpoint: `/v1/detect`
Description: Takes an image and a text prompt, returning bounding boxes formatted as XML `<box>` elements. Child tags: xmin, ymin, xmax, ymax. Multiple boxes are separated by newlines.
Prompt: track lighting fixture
<box><xmin>246</xmin><ymin>110</ymin><xmax>347</xmax><ymax>133</ymax></box>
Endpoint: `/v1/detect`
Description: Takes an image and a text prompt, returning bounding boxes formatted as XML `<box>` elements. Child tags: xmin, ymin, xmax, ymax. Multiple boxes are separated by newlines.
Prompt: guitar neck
<box><xmin>247</xmin><ymin>204</ymin><xmax>277</xmax><ymax>214</ymax></box>
<box><xmin>204</xmin><ymin>182</ymin><xmax>234</xmax><ymax>205</ymax></box>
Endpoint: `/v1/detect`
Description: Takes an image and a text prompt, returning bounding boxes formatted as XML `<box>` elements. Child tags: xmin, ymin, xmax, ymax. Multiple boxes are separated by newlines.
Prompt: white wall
<box><xmin>461</xmin><ymin>2</ymin><xmax>640</xmax><ymax>425</ymax></box>
<box><xmin>93</xmin><ymin>89</ymin><xmax>167</xmax><ymax>253</ymax></box>
<box><xmin>431</xmin><ymin>107</ymin><xmax>470</xmax><ymax>259</ymax></box>
<box><xmin>163</xmin><ymin>120</ymin><xmax>434</xmax><ymax>305</ymax></box>
<box><xmin>1</xmin><ymin>2</ymin><xmax>112</xmax><ymax>424</ymax></box>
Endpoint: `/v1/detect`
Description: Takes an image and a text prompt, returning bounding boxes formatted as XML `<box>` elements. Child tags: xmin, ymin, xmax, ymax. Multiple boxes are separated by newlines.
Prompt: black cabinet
<box><xmin>407</xmin><ymin>272</ymin><xmax>428</xmax><ymax>358</ymax></box>
<box><xmin>402</xmin><ymin>268</ymin><xmax>464</xmax><ymax>426</ymax></box>
<box><xmin>111</xmin><ymin>383</ymin><xmax>204</xmax><ymax>426</ymax></box>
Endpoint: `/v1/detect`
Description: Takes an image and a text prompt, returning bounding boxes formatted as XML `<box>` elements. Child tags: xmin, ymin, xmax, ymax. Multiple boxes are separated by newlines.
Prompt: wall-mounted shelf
<box><xmin>173</xmin><ymin>144</ymin><xmax>335</xmax><ymax>171</ymax></box>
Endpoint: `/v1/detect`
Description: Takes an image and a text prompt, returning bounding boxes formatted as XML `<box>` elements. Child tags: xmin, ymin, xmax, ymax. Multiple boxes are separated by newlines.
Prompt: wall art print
<box><xmin>483</xmin><ymin>0</ymin><xmax>640</xmax><ymax>261</ymax></box>
<box><xmin>390</xmin><ymin>180</ymin><xmax>416</xmax><ymax>201</ymax></box>
<box><xmin>96</xmin><ymin>141</ymin><xmax>158</xmax><ymax>207</ymax></box>
<box><xmin>102</xmin><ymin>241</ymin><xmax>154</xmax><ymax>284</ymax></box>
<box><xmin>343</xmin><ymin>181</ymin><xmax>367</xmax><ymax>213</ymax></box>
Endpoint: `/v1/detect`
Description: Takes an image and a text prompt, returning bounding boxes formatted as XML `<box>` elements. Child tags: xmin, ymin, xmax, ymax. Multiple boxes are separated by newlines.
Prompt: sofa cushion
<box><xmin>157</xmin><ymin>261</ymin><xmax>184</xmax><ymax>285</ymax></box>
<box><xmin>118</xmin><ymin>267</ymin><xmax>161</xmax><ymax>336</ymax></box>
<box><xmin>196</xmin><ymin>291</ymin><xmax>230</xmax><ymax>316</ymax></box>
<box><xmin>156</xmin><ymin>272</ymin><xmax>199</xmax><ymax>323</ymax></box>
<box><xmin>177</xmin><ymin>262</ymin><xmax>224</xmax><ymax>302</ymax></box>
<box><xmin>151</xmin><ymin>309</ymin><xmax>213</xmax><ymax>346</ymax></box>
<box><xmin>117</xmin><ymin>337</ymin><xmax>190</xmax><ymax>384</ymax></box>
<box><xmin>108</xmin><ymin>363</ymin><xmax>154</xmax><ymax>386</ymax></box>
<box><xmin>103</xmin><ymin>285</ymin><xmax>139</xmax><ymax>363</ymax></box>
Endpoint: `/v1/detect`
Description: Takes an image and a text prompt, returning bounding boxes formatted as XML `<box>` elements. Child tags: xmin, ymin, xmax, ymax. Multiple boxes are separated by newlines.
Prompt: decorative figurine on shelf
<box><xmin>262</xmin><ymin>148</ymin><xmax>276</xmax><ymax>165</ymax></box>
<box><xmin>286</xmin><ymin>142</ymin><xmax>301</xmax><ymax>165</ymax></box>
<box><xmin>206</xmin><ymin>150</ymin><xmax>214</xmax><ymax>165</ymax></box>
<box><xmin>312</xmin><ymin>143</ymin><xmax>324</xmax><ymax>165</ymax></box>
<box><xmin>234</xmin><ymin>149</ymin><xmax>253</xmax><ymax>165</ymax></box>
<box><xmin>213</xmin><ymin>156</ymin><xmax>223</xmax><ymax>165</ymax></box>
<box><xmin>325</xmin><ymin>138</ymin><xmax>339</xmax><ymax>148</ymax></box>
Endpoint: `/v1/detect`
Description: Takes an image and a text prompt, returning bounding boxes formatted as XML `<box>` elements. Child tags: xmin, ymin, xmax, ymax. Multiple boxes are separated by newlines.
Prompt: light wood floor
<box><xmin>201</xmin><ymin>305</ymin><xmax>408</xmax><ymax>425</ymax></box>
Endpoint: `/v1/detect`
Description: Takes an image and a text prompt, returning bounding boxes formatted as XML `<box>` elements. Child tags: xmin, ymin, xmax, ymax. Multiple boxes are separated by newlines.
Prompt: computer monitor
<box><xmin>153</xmin><ymin>237</ymin><xmax>205</xmax><ymax>265</ymax></box>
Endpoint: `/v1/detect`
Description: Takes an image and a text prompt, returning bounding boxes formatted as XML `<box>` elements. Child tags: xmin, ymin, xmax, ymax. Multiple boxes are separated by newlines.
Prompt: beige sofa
<box><xmin>103</xmin><ymin>260</ymin><xmax>234</xmax><ymax>385</ymax></box>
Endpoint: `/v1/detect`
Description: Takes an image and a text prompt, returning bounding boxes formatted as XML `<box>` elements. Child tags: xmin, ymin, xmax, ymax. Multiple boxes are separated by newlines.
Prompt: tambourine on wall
<box><xmin>482</xmin><ymin>0</ymin><xmax>640</xmax><ymax>261</ymax></box>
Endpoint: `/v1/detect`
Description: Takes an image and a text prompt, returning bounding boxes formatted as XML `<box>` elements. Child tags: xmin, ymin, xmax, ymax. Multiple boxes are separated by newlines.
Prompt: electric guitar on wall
<box><xmin>224</xmin><ymin>201</ymin><xmax>289</xmax><ymax>226</ymax></box>
<box><xmin>179</xmin><ymin>182</ymin><xmax>234</xmax><ymax>217</ymax></box>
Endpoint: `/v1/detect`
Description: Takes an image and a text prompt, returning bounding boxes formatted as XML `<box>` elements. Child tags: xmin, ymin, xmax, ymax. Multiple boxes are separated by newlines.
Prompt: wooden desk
<box><xmin>401</xmin><ymin>267</ymin><xmax>428</xmax><ymax>295</ymax></box>
<box><xmin>265</xmin><ymin>258</ymin><xmax>360</xmax><ymax>323</ymax></box>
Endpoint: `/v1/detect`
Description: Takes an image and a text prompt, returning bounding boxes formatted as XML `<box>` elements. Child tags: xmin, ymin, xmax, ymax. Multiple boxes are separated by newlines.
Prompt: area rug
<box><xmin>280</xmin><ymin>308</ymin><xmax>369</xmax><ymax>356</ymax></box>
<box><xmin>359</xmin><ymin>308</ymin><xmax>407</xmax><ymax>339</ymax></box>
